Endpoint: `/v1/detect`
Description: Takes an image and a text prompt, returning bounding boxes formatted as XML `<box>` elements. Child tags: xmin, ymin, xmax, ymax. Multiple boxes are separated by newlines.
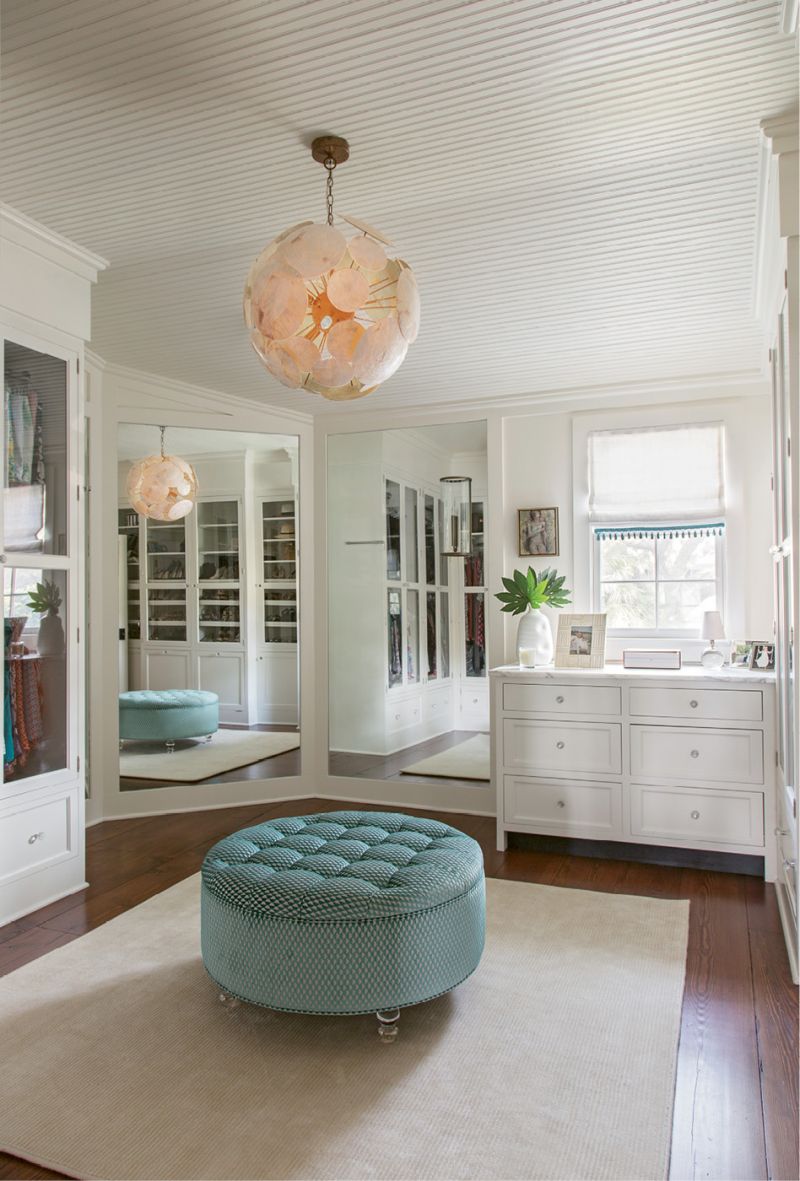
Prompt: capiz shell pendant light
<box><xmin>243</xmin><ymin>136</ymin><xmax>419</xmax><ymax>401</ymax></box>
<box><xmin>127</xmin><ymin>426</ymin><xmax>198</xmax><ymax>521</ymax></box>
<box><xmin>440</xmin><ymin>476</ymin><xmax>472</xmax><ymax>557</ymax></box>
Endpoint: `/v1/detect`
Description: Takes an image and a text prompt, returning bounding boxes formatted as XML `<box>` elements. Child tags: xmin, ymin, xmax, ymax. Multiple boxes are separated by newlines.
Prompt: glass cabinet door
<box><xmin>118</xmin><ymin>508</ymin><xmax>141</xmax><ymax>640</ymax></box>
<box><xmin>4</xmin><ymin>341</ymin><xmax>68</xmax><ymax>557</ymax></box>
<box><xmin>146</xmin><ymin>519</ymin><xmax>187</xmax><ymax>642</ymax></box>
<box><xmin>197</xmin><ymin>500</ymin><xmax>241</xmax><ymax>644</ymax></box>
<box><xmin>404</xmin><ymin>487</ymin><xmax>418</xmax><ymax>583</ymax></box>
<box><xmin>465</xmin><ymin>501</ymin><xmax>487</xmax><ymax>677</ymax></box>
<box><xmin>3</xmin><ymin>566</ymin><xmax>68</xmax><ymax>784</ymax></box>
<box><xmin>386</xmin><ymin>480</ymin><xmax>401</xmax><ymax>580</ymax></box>
<box><xmin>262</xmin><ymin>498</ymin><xmax>297</xmax><ymax>644</ymax></box>
<box><xmin>388</xmin><ymin>589</ymin><xmax>402</xmax><ymax>687</ymax></box>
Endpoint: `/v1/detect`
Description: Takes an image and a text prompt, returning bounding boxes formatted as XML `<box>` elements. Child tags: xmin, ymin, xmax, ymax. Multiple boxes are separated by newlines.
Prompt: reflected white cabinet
<box><xmin>492</xmin><ymin>666</ymin><xmax>777</xmax><ymax>880</ymax></box>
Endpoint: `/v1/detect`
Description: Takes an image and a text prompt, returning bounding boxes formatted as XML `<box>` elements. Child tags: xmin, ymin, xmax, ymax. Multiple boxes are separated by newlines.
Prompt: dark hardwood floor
<box><xmin>329</xmin><ymin>728</ymin><xmax>489</xmax><ymax>790</ymax></box>
<box><xmin>0</xmin><ymin>798</ymin><xmax>797</xmax><ymax>1181</ymax></box>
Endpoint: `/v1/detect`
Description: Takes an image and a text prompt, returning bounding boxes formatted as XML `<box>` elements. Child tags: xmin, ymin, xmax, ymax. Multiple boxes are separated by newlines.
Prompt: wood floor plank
<box><xmin>670</xmin><ymin>870</ymin><xmax>767</xmax><ymax>1181</ymax></box>
<box><xmin>746</xmin><ymin>880</ymin><xmax>799</xmax><ymax>1181</ymax></box>
<box><xmin>0</xmin><ymin>801</ymin><xmax>795</xmax><ymax>1181</ymax></box>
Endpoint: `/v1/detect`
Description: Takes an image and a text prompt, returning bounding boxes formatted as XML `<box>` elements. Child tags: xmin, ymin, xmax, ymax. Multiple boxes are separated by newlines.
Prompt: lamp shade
<box><xmin>440</xmin><ymin>476</ymin><xmax>472</xmax><ymax>557</ymax></box>
<box><xmin>700</xmin><ymin>610</ymin><xmax>725</xmax><ymax>641</ymax></box>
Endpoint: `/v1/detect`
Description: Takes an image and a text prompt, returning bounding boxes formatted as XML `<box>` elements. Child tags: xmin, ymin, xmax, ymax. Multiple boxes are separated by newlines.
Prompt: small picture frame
<box><xmin>748</xmin><ymin>641</ymin><xmax>775</xmax><ymax>671</ymax></box>
<box><xmin>729</xmin><ymin>641</ymin><xmax>753</xmax><ymax>668</ymax></box>
<box><xmin>555</xmin><ymin>613</ymin><xmax>607</xmax><ymax>669</ymax></box>
<box><xmin>518</xmin><ymin>507</ymin><xmax>559</xmax><ymax>557</ymax></box>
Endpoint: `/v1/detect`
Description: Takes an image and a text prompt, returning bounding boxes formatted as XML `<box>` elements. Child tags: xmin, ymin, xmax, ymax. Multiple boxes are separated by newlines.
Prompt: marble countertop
<box><xmin>489</xmin><ymin>664</ymin><xmax>776</xmax><ymax>684</ymax></box>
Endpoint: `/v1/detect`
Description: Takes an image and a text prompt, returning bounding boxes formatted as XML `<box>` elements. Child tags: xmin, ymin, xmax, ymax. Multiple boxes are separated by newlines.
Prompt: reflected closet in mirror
<box><xmin>328</xmin><ymin>421</ymin><xmax>489</xmax><ymax>789</ymax></box>
<box><xmin>116</xmin><ymin>424</ymin><xmax>300</xmax><ymax>791</ymax></box>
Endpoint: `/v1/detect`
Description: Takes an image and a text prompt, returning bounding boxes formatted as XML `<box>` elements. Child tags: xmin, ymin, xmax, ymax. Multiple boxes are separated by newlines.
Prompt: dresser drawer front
<box><xmin>386</xmin><ymin>696</ymin><xmax>421</xmax><ymax>732</ymax></box>
<box><xmin>630</xmin><ymin>725</ymin><xmax>764</xmax><ymax>785</ymax></box>
<box><xmin>504</xmin><ymin>775</ymin><xmax>622</xmax><ymax>836</ymax></box>
<box><xmin>0</xmin><ymin>789</ymin><xmax>77</xmax><ymax>885</ymax></box>
<box><xmin>629</xmin><ymin>687</ymin><xmax>762</xmax><ymax>723</ymax></box>
<box><xmin>503</xmin><ymin>718</ymin><xmax>622</xmax><ymax>775</ymax></box>
<box><xmin>503</xmin><ymin>682</ymin><xmax>621</xmax><ymax>716</ymax></box>
<box><xmin>631</xmin><ymin>784</ymin><xmax>764</xmax><ymax>847</ymax></box>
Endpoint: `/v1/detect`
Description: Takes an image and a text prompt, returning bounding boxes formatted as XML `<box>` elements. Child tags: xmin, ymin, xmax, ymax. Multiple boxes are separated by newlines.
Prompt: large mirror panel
<box><xmin>328</xmin><ymin>422</ymin><xmax>489</xmax><ymax>789</ymax></box>
<box><xmin>117</xmin><ymin>424</ymin><xmax>300</xmax><ymax>792</ymax></box>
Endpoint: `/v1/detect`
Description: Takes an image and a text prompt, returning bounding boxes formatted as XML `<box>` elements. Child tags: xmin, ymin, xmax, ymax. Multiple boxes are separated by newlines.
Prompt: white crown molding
<box><xmin>754</xmin><ymin>110</ymin><xmax>799</xmax><ymax>321</ymax></box>
<box><xmin>0</xmin><ymin>202</ymin><xmax>108</xmax><ymax>282</ymax></box>
<box><xmin>316</xmin><ymin>371</ymin><xmax>769</xmax><ymax>432</ymax></box>
<box><xmin>781</xmin><ymin>0</ymin><xmax>798</xmax><ymax>36</ymax></box>
<box><xmin>93</xmin><ymin>355</ymin><xmax>314</xmax><ymax>426</ymax></box>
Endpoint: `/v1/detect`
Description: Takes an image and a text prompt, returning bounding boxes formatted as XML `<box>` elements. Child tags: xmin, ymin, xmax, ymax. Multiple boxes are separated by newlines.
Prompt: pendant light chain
<box><xmin>324</xmin><ymin>156</ymin><xmax>336</xmax><ymax>226</ymax></box>
<box><xmin>160</xmin><ymin>425</ymin><xmax>166</xmax><ymax>458</ymax></box>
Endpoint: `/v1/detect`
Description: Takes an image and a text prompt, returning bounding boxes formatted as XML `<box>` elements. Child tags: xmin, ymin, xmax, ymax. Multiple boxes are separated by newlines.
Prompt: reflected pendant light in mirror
<box><xmin>440</xmin><ymin>476</ymin><xmax>472</xmax><ymax>557</ymax></box>
<box><xmin>243</xmin><ymin>136</ymin><xmax>419</xmax><ymax>402</ymax></box>
<box><xmin>127</xmin><ymin>426</ymin><xmax>198</xmax><ymax>521</ymax></box>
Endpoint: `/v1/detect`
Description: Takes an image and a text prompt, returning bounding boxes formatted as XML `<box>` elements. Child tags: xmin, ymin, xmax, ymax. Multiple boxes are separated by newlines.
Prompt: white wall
<box><xmin>501</xmin><ymin>394</ymin><xmax>773</xmax><ymax>662</ymax></box>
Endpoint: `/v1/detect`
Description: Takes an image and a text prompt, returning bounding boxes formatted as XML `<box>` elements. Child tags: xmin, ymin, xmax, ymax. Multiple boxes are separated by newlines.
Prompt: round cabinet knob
<box><xmin>556</xmin><ymin>741</ymin><xmax>565</xmax><ymax>750</ymax></box>
<box><xmin>690</xmin><ymin>810</ymin><xmax>701</xmax><ymax>820</ymax></box>
<box><xmin>690</xmin><ymin>749</ymin><xmax>700</xmax><ymax>759</ymax></box>
<box><xmin>27</xmin><ymin>831</ymin><xmax>45</xmax><ymax>845</ymax></box>
<box><xmin>556</xmin><ymin>695</ymin><xmax>565</xmax><ymax>704</ymax></box>
<box><xmin>556</xmin><ymin>800</ymin><xmax>566</xmax><ymax>809</ymax></box>
<box><xmin>395</xmin><ymin>714</ymin><xmax>401</xmax><ymax>721</ymax></box>
<box><xmin>784</xmin><ymin>858</ymin><xmax>797</xmax><ymax>871</ymax></box>
<box><xmin>689</xmin><ymin>700</ymin><xmax>699</xmax><ymax>709</ymax></box>
<box><xmin>472</xmin><ymin>698</ymin><xmax>478</xmax><ymax>704</ymax></box>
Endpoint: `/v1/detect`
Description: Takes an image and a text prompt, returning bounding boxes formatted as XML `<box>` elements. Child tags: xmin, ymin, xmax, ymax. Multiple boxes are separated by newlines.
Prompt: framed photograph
<box><xmin>518</xmin><ymin>507</ymin><xmax>559</xmax><ymax>557</ymax></box>
<box><xmin>555</xmin><ymin>613</ymin><xmax>607</xmax><ymax>669</ymax></box>
<box><xmin>729</xmin><ymin>641</ymin><xmax>753</xmax><ymax>669</ymax></box>
<box><xmin>748</xmin><ymin>641</ymin><xmax>775</xmax><ymax>671</ymax></box>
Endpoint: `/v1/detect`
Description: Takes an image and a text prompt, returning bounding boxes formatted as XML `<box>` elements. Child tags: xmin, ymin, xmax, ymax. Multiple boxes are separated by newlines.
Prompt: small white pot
<box><xmin>516</xmin><ymin>607</ymin><xmax>554</xmax><ymax>667</ymax></box>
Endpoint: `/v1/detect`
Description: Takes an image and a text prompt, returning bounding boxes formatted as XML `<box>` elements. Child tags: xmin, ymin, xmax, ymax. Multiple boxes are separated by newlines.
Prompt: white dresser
<box><xmin>491</xmin><ymin>666</ymin><xmax>777</xmax><ymax>879</ymax></box>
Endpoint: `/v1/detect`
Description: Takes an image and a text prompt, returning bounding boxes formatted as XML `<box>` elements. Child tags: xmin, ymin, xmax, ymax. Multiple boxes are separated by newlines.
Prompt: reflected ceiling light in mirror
<box><xmin>127</xmin><ymin>426</ymin><xmax>198</xmax><ymax>521</ymax></box>
<box><xmin>243</xmin><ymin>136</ymin><xmax>419</xmax><ymax>402</ymax></box>
<box><xmin>440</xmin><ymin>476</ymin><xmax>472</xmax><ymax>557</ymax></box>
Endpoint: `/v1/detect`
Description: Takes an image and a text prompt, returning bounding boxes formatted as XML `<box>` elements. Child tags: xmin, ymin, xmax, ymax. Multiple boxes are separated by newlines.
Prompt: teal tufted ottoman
<box><xmin>119</xmin><ymin>689</ymin><xmax>219</xmax><ymax>752</ymax></box>
<box><xmin>201</xmin><ymin>811</ymin><xmax>485</xmax><ymax>1039</ymax></box>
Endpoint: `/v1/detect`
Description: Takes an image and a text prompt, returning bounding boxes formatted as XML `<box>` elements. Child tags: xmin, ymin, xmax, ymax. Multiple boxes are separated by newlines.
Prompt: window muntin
<box><xmin>595</xmin><ymin>525</ymin><xmax>724</xmax><ymax>633</ymax></box>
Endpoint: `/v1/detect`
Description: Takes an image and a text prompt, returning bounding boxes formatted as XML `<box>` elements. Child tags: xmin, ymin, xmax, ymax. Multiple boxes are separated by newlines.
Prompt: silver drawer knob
<box><xmin>472</xmin><ymin>698</ymin><xmax>478</xmax><ymax>704</ymax></box>
<box><xmin>776</xmin><ymin>826</ymin><xmax>790</xmax><ymax>836</ymax></box>
<box><xmin>556</xmin><ymin>800</ymin><xmax>565</xmax><ymax>808</ymax></box>
<box><xmin>27</xmin><ymin>831</ymin><xmax>45</xmax><ymax>845</ymax></box>
<box><xmin>690</xmin><ymin>810</ymin><xmax>700</xmax><ymax>820</ymax></box>
<box><xmin>556</xmin><ymin>741</ymin><xmax>565</xmax><ymax>750</ymax></box>
<box><xmin>689</xmin><ymin>699</ymin><xmax>698</xmax><ymax>708</ymax></box>
<box><xmin>556</xmin><ymin>695</ymin><xmax>565</xmax><ymax>704</ymax></box>
<box><xmin>690</xmin><ymin>749</ymin><xmax>700</xmax><ymax>758</ymax></box>
<box><xmin>784</xmin><ymin>858</ymin><xmax>797</xmax><ymax>872</ymax></box>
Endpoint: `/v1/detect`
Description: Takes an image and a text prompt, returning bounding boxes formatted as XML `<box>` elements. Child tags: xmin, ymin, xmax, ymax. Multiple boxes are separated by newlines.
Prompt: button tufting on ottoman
<box><xmin>200</xmin><ymin>811</ymin><xmax>485</xmax><ymax>1035</ymax></box>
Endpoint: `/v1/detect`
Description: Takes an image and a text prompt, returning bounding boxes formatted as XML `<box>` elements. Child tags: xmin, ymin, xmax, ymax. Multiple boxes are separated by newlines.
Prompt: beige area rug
<box><xmin>119</xmin><ymin>728</ymin><xmax>300</xmax><ymax>782</ymax></box>
<box><xmin>401</xmin><ymin>732</ymin><xmax>490</xmax><ymax>781</ymax></box>
<box><xmin>0</xmin><ymin>876</ymin><xmax>688</xmax><ymax>1180</ymax></box>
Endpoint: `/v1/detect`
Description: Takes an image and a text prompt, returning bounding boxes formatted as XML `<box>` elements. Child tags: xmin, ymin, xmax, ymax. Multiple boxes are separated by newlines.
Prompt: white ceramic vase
<box><xmin>517</xmin><ymin>607</ymin><xmax>554</xmax><ymax>667</ymax></box>
<box><xmin>37</xmin><ymin>610</ymin><xmax>65</xmax><ymax>657</ymax></box>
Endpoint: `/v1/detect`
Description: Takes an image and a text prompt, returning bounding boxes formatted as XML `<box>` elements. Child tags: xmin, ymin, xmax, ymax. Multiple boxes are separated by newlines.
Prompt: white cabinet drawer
<box><xmin>426</xmin><ymin>687</ymin><xmax>452</xmax><ymax>719</ymax></box>
<box><xmin>631</xmin><ymin>783</ymin><xmax>764</xmax><ymax>847</ymax></box>
<box><xmin>630</xmin><ymin>725</ymin><xmax>763</xmax><ymax>785</ymax></box>
<box><xmin>504</xmin><ymin>775</ymin><xmax>623</xmax><ymax>837</ymax></box>
<box><xmin>629</xmin><ymin>687</ymin><xmax>762</xmax><ymax>723</ymax></box>
<box><xmin>503</xmin><ymin>682</ymin><xmax>621</xmax><ymax>717</ymax></box>
<box><xmin>387</xmin><ymin>696</ymin><xmax>421</xmax><ymax>731</ymax></box>
<box><xmin>503</xmin><ymin>718</ymin><xmax>622</xmax><ymax>775</ymax></box>
<box><xmin>0</xmin><ymin>788</ymin><xmax>78</xmax><ymax>885</ymax></box>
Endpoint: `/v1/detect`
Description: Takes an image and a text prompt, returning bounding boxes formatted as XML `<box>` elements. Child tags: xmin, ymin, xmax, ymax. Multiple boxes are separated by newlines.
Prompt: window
<box><xmin>588</xmin><ymin>424</ymin><xmax>725</xmax><ymax>633</ymax></box>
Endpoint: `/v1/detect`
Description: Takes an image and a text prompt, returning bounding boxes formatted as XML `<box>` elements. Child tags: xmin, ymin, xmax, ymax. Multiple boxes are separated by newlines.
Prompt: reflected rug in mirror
<box><xmin>0</xmin><ymin>875</ymin><xmax>688</xmax><ymax>1180</ymax></box>
<box><xmin>120</xmin><ymin>728</ymin><xmax>300</xmax><ymax>781</ymax></box>
<box><xmin>401</xmin><ymin>732</ymin><xmax>490</xmax><ymax>780</ymax></box>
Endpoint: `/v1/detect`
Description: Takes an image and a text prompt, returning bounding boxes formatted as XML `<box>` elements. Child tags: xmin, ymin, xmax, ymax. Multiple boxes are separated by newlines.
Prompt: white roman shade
<box><xmin>588</xmin><ymin>423</ymin><xmax>725</xmax><ymax>522</ymax></box>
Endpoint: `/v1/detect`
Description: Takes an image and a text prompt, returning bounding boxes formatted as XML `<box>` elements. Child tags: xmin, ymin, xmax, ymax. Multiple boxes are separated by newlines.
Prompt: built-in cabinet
<box><xmin>328</xmin><ymin>431</ymin><xmax>489</xmax><ymax>757</ymax></box>
<box><xmin>492</xmin><ymin>666</ymin><xmax>777</xmax><ymax>878</ymax></box>
<box><xmin>759</xmin><ymin>113</ymin><xmax>798</xmax><ymax>980</ymax></box>
<box><xmin>0</xmin><ymin>206</ymin><xmax>105</xmax><ymax>925</ymax></box>
<box><xmin>119</xmin><ymin>478</ymin><xmax>298</xmax><ymax>726</ymax></box>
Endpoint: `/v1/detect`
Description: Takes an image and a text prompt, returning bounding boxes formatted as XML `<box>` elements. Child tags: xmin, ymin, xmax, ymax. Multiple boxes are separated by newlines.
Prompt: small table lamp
<box><xmin>700</xmin><ymin>610</ymin><xmax>725</xmax><ymax>669</ymax></box>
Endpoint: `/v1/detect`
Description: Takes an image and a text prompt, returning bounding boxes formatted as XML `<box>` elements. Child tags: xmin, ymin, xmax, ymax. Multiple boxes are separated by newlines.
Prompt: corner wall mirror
<box><xmin>327</xmin><ymin>421</ymin><xmax>489</xmax><ymax>789</ymax></box>
<box><xmin>116</xmin><ymin>424</ymin><xmax>300</xmax><ymax>793</ymax></box>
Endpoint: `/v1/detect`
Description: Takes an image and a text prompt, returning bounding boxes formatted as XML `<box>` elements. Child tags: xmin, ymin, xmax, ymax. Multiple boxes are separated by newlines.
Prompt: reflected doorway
<box><xmin>117</xmin><ymin>424</ymin><xmax>300</xmax><ymax>791</ymax></box>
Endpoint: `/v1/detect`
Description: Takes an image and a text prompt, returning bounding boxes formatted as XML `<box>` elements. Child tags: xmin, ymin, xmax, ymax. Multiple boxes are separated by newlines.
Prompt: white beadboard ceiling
<box><xmin>1</xmin><ymin>0</ymin><xmax>797</xmax><ymax>416</ymax></box>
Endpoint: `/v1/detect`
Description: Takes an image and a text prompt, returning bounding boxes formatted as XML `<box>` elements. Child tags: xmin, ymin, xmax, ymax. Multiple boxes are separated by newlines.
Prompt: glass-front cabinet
<box><xmin>464</xmin><ymin>500</ymin><xmax>487</xmax><ymax>678</ymax></box>
<box><xmin>2</xmin><ymin>337</ymin><xmax>77</xmax><ymax>794</ymax></box>
<box><xmin>197</xmin><ymin>500</ymin><xmax>241</xmax><ymax>645</ymax></box>
<box><xmin>261</xmin><ymin>497</ymin><xmax>297</xmax><ymax>645</ymax></box>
